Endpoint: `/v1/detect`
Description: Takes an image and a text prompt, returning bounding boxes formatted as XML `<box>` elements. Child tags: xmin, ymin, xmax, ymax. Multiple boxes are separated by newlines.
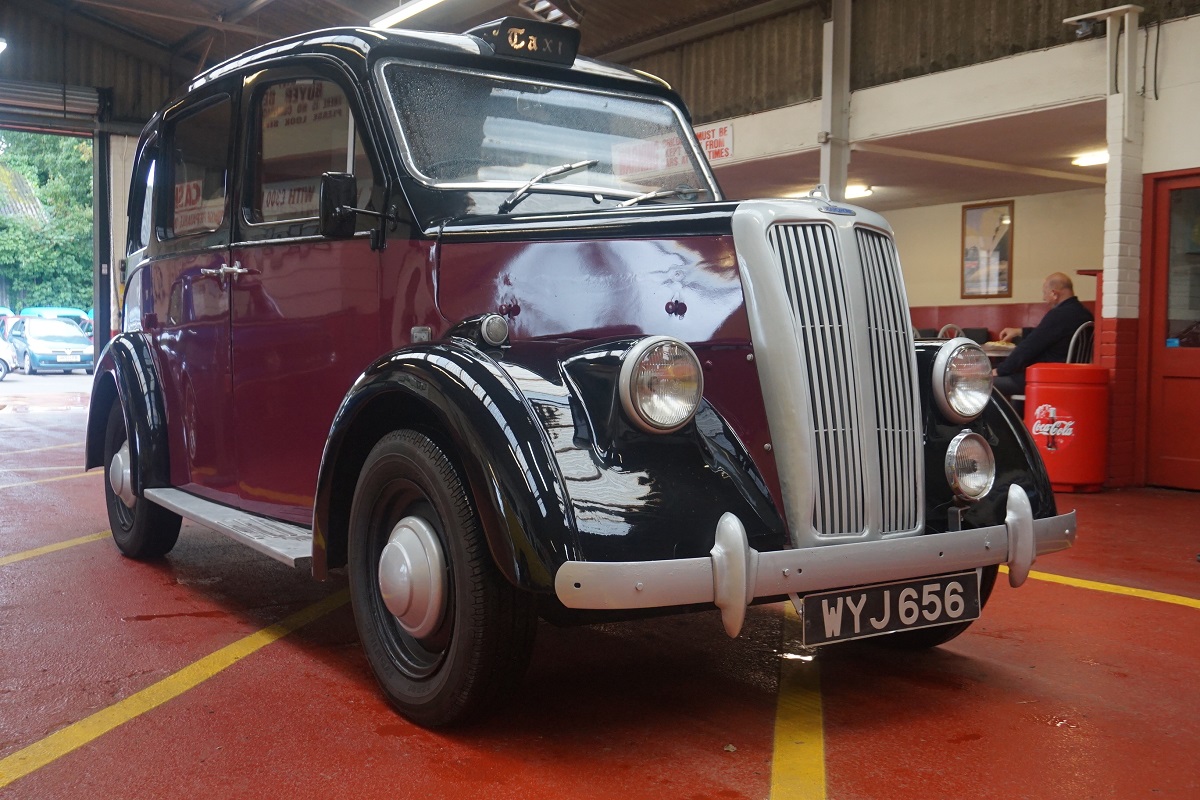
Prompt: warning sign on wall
<box><xmin>694</xmin><ymin>122</ymin><xmax>733</xmax><ymax>163</ymax></box>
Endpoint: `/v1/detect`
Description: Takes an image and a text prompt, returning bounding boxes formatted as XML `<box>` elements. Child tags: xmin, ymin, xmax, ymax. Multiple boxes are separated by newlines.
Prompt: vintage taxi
<box><xmin>86</xmin><ymin>18</ymin><xmax>1076</xmax><ymax>727</ymax></box>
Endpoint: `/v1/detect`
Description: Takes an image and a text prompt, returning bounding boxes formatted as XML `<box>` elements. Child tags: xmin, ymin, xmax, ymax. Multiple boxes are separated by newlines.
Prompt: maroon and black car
<box><xmin>86</xmin><ymin>18</ymin><xmax>1076</xmax><ymax>727</ymax></box>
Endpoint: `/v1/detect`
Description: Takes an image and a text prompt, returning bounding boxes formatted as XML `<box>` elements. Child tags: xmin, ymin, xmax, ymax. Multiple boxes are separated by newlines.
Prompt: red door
<box><xmin>1146</xmin><ymin>173</ymin><xmax>1200</xmax><ymax>489</ymax></box>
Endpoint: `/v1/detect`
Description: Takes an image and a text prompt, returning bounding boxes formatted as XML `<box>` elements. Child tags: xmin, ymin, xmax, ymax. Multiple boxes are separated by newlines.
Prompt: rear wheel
<box><xmin>0</xmin><ymin>360</ymin><xmax>8</xmax><ymax>381</ymax></box>
<box><xmin>103</xmin><ymin>402</ymin><xmax>181</xmax><ymax>558</ymax></box>
<box><xmin>874</xmin><ymin>565</ymin><xmax>999</xmax><ymax>649</ymax></box>
<box><xmin>348</xmin><ymin>430</ymin><xmax>537</xmax><ymax>727</ymax></box>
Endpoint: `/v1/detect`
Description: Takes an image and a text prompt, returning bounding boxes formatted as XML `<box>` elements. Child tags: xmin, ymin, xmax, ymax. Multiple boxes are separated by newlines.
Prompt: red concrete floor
<box><xmin>2</xmin><ymin>381</ymin><xmax>1197</xmax><ymax>799</ymax></box>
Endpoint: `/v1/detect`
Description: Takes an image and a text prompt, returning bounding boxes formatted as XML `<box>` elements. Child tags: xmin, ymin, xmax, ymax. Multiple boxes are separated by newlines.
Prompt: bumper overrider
<box><xmin>554</xmin><ymin>484</ymin><xmax>1076</xmax><ymax>638</ymax></box>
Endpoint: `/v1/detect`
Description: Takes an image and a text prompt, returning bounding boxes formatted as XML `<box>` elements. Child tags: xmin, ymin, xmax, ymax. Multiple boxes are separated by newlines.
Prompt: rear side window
<box><xmin>167</xmin><ymin>98</ymin><xmax>232</xmax><ymax>238</ymax></box>
<box><xmin>127</xmin><ymin>145</ymin><xmax>157</xmax><ymax>253</ymax></box>
<box><xmin>248</xmin><ymin>79</ymin><xmax>374</xmax><ymax>227</ymax></box>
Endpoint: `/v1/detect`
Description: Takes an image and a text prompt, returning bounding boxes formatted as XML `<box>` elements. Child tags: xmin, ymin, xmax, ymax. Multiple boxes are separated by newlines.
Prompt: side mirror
<box><xmin>319</xmin><ymin>172</ymin><xmax>358</xmax><ymax>238</ymax></box>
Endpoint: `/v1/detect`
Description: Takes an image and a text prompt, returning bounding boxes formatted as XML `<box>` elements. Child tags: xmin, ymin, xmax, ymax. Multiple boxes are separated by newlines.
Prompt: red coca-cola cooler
<box><xmin>1023</xmin><ymin>364</ymin><xmax>1110</xmax><ymax>492</ymax></box>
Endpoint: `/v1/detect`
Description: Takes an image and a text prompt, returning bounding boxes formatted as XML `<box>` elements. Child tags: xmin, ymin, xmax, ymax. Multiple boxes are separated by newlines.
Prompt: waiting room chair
<box><xmin>938</xmin><ymin>323</ymin><xmax>963</xmax><ymax>339</ymax></box>
<box><xmin>1066</xmin><ymin>320</ymin><xmax>1094</xmax><ymax>364</ymax></box>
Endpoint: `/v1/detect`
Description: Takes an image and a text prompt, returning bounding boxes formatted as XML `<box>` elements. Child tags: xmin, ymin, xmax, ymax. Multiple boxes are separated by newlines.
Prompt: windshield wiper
<box><xmin>615</xmin><ymin>186</ymin><xmax>707</xmax><ymax>208</ymax></box>
<box><xmin>498</xmin><ymin>159</ymin><xmax>598</xmax><ymax>214</ymax></box>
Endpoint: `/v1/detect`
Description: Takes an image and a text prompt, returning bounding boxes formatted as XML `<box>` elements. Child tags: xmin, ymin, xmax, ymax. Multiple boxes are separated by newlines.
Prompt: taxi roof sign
<box><xmin>465</xmin><ymin>17</ymin><xmax>580</xmax><ymax>66</ymax></box>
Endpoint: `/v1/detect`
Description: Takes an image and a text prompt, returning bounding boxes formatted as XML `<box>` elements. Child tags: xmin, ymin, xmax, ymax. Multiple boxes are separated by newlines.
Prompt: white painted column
<box><xmin>819</xmin><ymin>0</ymin><xmax>851</xmax><ymax>200</ymax></box>
<box><xmin>1098</xmin><ymin>7</ymin><xmax>1144</xmax><ymax>320</ymax></box>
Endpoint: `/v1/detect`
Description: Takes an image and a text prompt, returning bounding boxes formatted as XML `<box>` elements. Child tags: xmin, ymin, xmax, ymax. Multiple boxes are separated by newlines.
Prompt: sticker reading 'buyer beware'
<box><xmin>802</xmin><ymin>570</ymin><xmax>981</xmax><ymax>646</ymax></box>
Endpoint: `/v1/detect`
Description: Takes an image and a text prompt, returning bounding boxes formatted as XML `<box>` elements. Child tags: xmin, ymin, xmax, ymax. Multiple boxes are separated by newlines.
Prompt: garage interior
<box><xmin>1</xmin><ymin>1</ymin><xmax>1198</xmax><ymax>797</ymax></box>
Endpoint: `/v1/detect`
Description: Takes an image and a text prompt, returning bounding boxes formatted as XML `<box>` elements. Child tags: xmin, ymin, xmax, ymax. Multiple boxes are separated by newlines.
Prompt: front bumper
<box><xmin>31</xmin><ymin>353</ymin><xmax>93</xmax><ymax>369</ymax></box>
<box><xmin>554</xmin><ymin>484</ymin><xmax>1076</xmax><ymax>637</ymax></box>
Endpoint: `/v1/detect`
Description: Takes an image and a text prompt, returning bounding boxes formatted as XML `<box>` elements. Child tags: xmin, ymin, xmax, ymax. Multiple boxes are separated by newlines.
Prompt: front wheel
<box><xmin>103</xmin><ymin>402</ymin><xmax>181</xmax><ymax>558</ymax></box>
<box><xmin>0</xmin><ymin>360</ymin><xmax>8</xmax><ymax>381</ymax></box>
<box><xmin>23</xmin><ymin>352</ymin><xmax>37</xmax><ymax>375</ymax></box>
<box><xmin>348</xmin><ymin>430</ymin><xmax>537</xmax><ymax>727</ymax></box>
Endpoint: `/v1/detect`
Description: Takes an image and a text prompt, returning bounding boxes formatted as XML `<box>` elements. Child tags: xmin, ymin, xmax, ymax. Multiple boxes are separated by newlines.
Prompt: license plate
<box><xmin>802</xmin><ymin>571</ymin><xmax>981</xmax><ymax>646</ymax></box>
<box><xmin>58</xmin><ymin>355</ymin><xmax>81</xmax><ymax>363</ymax></box>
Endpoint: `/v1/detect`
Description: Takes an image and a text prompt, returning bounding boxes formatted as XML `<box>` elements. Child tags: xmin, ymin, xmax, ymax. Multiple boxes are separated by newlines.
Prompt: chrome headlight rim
<box><xmin>931</xmin><ymin>337</ymin><xmax>993</xmax><ymax>424</ymax></box>
<box><xmin>618</xmin><ymin>335</ymin><xmax>704</xmax><ymax>434</ymax></box>
<box><xmin>944</xmin><ymin>429</ymin><xmax>996</xmax><ymax>502</ymax></box>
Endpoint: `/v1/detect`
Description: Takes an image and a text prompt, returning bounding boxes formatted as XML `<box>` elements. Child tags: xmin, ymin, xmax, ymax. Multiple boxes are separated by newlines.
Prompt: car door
<box><xmin>145</xmin><ymin>88</ymin><xmax>239</xmax><ymax>501</ymax></box>
<box><xmin>228</xmin><ymin>65</ymin><xmax>385</xmax><ymax>524</ymax></box>
<box><xmin>9</xmin><ymin>319</ymin><xmax>29</xmax><ymax>367</ymax></box>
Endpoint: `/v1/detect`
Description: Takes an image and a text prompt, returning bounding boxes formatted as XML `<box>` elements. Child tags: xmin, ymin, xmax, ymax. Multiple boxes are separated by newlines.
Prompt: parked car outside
<box><xmin>86</xmin><ymin>19</ymin><xmax>1077</xmax><ymax>728</ymax></box>
<box><xmin>8</xmin><ymin>316</ymin><xmax>95</xmax><ymax>374</ymax></box>
<box><xmin>20</xmin><ymin>306</ymin><xmax>92</xmax><ymax>329</ymax></box>
<box><xmin>0</xmin><ymin>306</ymin><xmax>15</xmax><ymax>317</ymax></box>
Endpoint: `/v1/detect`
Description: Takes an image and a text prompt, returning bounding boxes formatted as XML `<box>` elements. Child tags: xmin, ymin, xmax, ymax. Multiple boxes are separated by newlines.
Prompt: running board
<box><xmin>144</xmin><ymin>488</ymin><xmax>313</xmax><ymax>570</ymax></box>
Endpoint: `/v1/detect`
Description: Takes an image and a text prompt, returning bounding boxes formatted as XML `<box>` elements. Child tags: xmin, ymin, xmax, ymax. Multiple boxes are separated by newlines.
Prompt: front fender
<box><xmin>312</xmin><ymin>342</ymin><xmax>576</xmax><ymax>590</ymax></box>
<box><xmin>85</xmin><ymin>333</ymin><xmax>172</xmax><ymax>490</ymax></box>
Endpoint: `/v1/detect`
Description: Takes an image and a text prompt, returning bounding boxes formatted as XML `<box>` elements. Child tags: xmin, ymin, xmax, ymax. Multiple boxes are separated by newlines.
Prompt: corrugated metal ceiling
<box><xmin>42</xmin><ymin>0</ymin><xmax>800</xmax><ymax>72</ymax></box>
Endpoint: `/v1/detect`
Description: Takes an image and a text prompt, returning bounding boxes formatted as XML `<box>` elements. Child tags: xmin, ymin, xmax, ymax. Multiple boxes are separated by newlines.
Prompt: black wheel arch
<box><xmin>313</xmin><ymin>342</ymin><xmax>576</xmax><ymax>592</ymax></box>
<box><xmin>85</xmin><ymin>333</ymin><xmax>173</xmax><ymax>491</ymax></box>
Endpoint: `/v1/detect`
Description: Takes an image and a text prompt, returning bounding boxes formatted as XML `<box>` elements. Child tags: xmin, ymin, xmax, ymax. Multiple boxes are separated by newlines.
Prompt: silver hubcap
<box><xmin>378</xmin><ymin>516</ymin><xmax>446</xmax><ymax>639</ymax></box>
<box><xmin>108</xmin><ymin>442</ymin><xmax>136</xmax><ymax>508</ymax></box>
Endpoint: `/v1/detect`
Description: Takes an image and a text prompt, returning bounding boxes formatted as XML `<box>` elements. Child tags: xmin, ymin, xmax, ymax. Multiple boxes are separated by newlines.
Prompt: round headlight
<box><xmin>945</xmin><ymin>430</ymin><xmax>996</xmax><ymax>501</ymax></box>
<box><xmin>619</xmin><ymin>336</ymin><xmax>703</xmax><ymax>433</ymax></box>
<box><xmin>932</xmin><ymin>338</ymin><xmax>993</xmax><ymax>423</ymax></box>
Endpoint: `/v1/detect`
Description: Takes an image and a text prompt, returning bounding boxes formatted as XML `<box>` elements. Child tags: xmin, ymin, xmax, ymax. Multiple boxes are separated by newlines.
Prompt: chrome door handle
<box><xmin>200</xmin><ymin>262</ymin><xmax>249</xmax><ymax>278</ymax></box>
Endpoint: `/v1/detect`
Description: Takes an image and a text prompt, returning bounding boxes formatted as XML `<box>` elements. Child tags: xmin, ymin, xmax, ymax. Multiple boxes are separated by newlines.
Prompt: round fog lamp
<box><xmin>945</xmin><ymin>430</ymin><xmax>995</xmax><ymax>501</ymax></box>
<box><xmin>932</xmin><ymin>338</ymin><xmax>993</xmax><ymax>423</ymax></box>
<box><xmin>619</xmin><ymin>336</ymin><xmax>703</xmax><ymax>433</ymax></box>
<box><xmin>480</xmin><ymin>313</ymin><xmax>509</xmax><ymax>347</ymax></box>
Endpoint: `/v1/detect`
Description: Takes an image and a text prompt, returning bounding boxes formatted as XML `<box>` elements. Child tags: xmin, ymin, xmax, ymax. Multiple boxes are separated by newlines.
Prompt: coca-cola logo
<box><xmin>1031</xmin><ymin>403</ymin><xmax>1075</xmax><ymax>452</ymax></box>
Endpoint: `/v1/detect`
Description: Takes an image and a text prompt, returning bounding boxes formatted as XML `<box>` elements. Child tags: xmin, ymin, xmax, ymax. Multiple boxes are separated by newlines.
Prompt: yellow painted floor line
<box><xmin>0</xmin><ymin>470</ymin><xmax>101</xmax><ymax>490</ymax></box>
<box><xmin>770</xmin><ymin>603</ymin><xmax>826</xmax><ymax>800</ymax></box>
<box><xmin>0</xmin><ymin>531</ymin><xmax>112</xmax><ymax>567</ymax></box>
<box><xmin>0</xmin><ymin>465</ymin><xmax>86</xmax><ymax>472</ymax></box>
<box><xmin>1002</xmin><ymin>565</ymin><xmax>1200</xmax><ymax>609</ymax></box>
<box><xmin>0</xmin><ymin>442</ymin><xmax>81</xmax><ymax>455</ymax></box>
<box><xmin>0</xmin><ymin>589</ymin><xmax>351</xmax><ymax>790</ymax></box>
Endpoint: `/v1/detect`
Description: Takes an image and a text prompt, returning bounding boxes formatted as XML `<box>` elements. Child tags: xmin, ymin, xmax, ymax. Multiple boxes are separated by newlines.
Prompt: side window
<box><xmin>127</xmin><ymin>146</ymin><xmax>157</xmax><ymax>253</ymax></box>
<box><xmin>139</xmin><ymin>161</ymin><xmax>155</xmax><ymax>248</ymax></box>
<box><xmin>166</xmin><ymin>98</ymin><xmax>232</xmax><ymax>238</ymax></box>
<box><xmin>248</xmin><ymin>79</ymin><xmax>375</xmax><ymax>231</ymax></box>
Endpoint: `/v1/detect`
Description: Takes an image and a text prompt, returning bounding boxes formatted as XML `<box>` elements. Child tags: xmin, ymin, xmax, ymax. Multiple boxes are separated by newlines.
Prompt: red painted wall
<box><xmin>909</xmin><ymin>301</ymin><xmax>1096</xmax><ymax>340</ymax></box>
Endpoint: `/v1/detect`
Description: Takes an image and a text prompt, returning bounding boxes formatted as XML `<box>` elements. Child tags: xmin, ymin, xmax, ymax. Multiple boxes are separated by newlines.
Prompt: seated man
<box><xmin>992</xmin><ymin>272</ymin><xmax>1093</xmax><ymax>397</ymax></box>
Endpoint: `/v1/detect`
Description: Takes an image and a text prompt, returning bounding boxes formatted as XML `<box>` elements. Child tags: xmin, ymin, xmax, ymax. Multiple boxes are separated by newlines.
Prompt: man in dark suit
<box><xmin>992</xmin><ymin>272</ymin><xmax>1093</xmax><ymax>397</ymax></box>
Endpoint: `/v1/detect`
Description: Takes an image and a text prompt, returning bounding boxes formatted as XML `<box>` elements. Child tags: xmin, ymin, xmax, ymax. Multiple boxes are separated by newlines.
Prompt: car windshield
<box><xmin>381</xmin><ymin>60</ymin><xmax>716</xmax><ymax>216</ymax></box>
<box><xmin>28</xmin><ymin>318</ymin><xmax>88</xmax><ymax>342</ymax></box>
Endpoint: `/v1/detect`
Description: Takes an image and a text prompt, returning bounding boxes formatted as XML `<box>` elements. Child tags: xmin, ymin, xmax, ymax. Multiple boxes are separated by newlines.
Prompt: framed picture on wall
<box><xmin>961</xmin><ymin>201</ymin><xmax>1014</xmax><ymax>298</ymax></box>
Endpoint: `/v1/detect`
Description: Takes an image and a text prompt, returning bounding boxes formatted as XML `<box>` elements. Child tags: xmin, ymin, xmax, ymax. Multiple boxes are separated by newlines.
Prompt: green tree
<box><xmin>0</xmin><ymin>131</ymin><xmax>94</xmax><ymax>311</ymax></box>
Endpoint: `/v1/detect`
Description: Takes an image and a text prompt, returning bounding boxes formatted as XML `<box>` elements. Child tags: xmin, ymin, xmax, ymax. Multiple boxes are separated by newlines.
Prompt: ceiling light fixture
<box><xmin>845</xmin><ymin>184</ymin><xmax>873</xmax><ymax>199</ymax></box>
<box><xmin>1071</xmin><ymin>149</ymin><xmax>1109</xmax><ymax>167</ymax></box>
<box><xmin>372</xmin><ymin>0</ymin><xmax>449</xmax><ymax>29</ymax></box>
<box><xmin>0</xmin><ymin>37</ymin><xmax>7</xmax><ymax>56</ymax></box>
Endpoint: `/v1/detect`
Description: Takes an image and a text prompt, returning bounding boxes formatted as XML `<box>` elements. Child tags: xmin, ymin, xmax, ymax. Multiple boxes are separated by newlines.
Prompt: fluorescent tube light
<box><xmin>1071</xmin><ymin>150</ymin><xmax>1109</xmax><ymax>167</ymax></box>
<box><xmin>372</xmin><ymin>0</ymin><xmax>449</xmax><ymax>29</ymax></box>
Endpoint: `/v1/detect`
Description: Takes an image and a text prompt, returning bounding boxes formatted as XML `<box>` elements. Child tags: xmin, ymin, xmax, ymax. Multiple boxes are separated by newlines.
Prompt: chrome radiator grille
<box><xmin>764</xmin><ymin>223</ymin><xmax>920</xmax><ymax>537</ymax></box>
<box><xmin>857</xmin><ymin>228</ymin><xmax>921</xmax><ymax>533</ymax></box>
